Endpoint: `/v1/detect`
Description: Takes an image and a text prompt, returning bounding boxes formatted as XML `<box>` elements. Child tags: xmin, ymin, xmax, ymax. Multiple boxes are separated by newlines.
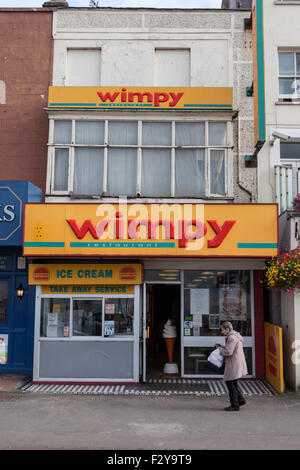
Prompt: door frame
<box><xmin>142</xmin><ymin>280</ymin><xmax>182</xmax><ymax>382</ymax></box>
<box><xmin>142</xmin><ymin>270</ymin><xmax>256</xmax><ymax>380</ymax></box>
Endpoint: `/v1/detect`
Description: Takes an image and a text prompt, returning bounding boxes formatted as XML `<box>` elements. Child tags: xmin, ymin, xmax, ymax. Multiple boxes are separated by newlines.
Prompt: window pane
<box><xmin>142</xmin><ymin>122</ymin><xmax>171</xmax><ymax>146</ymax></box>
<box><xmin>210</xmin><ymin>150</ymin><xmax>226</xmax><ymax>195</ymax></box>
<box><xmin>40</xmin><ymin>298</ymin><xmax>70</xmax><ymax>338</ymax></box>
<box><xmin>279</xmin><ymin>52</ymin><xmax>294</xmax><ymax>76</ymax></box>
<box><xmin>73</xmin><ymin>299</ymin><xmax>102</xmax><ymax>336</ymax></box>
<box><xmin>208</xmin><ymin>122</ymin><xmax>227</xmax><ymax>146</ymax></box>
<box><xmin>280</xmin><ymin>142</ymin><xmax>300</xmax><ymax>160</ymax></box>
<box><xmin>141</xmin><ymin>149</ymin><xmax>171</xmax><ymax>197</ymax></box>
<box><xmin>67</xmin><ymin>49</ymin><xmax>101</xmax><ymax>86</ymax></box>
<box><xmin>297</xmin><ymin>53</ymin><xmax>300</xmax><ymax>75</ymax></box>
<box><xmin>54</xmin><ymin>148</ymin><xmax>69</xmax><ymax>191</ymax></box>
<box><xmin>107</xmin><ymin>148</ymin><xmax>137</xmax><ymax>196</ymax></box>
<box><xmin>104</xmin><ymin>298</ymin><xmax>134</xmax><ymax>336</ymax></box>
<box><xmin>279</xmin><ymin>78</ymin><xmax>295</xmax><ymax>95</ymax></box>
<box><xmin>75</xmin><ymin>121</ymin><xmax>104</xmax><ymax>145</ymax></box>
<box><xmin>155</xmin><ymin>49</ymin><xmax>190</xmax><ymax>87</ymax></box>
<box><xmin>0</xmin><ymin>281</ymin><xmax>8</xmax><ymax>324</ymax></box>
<box><xmin>54</xmin><ymin>121</ymin><xmax>72</xmax><ymax>144</ymax></box>
<box><xmin>175</xmin><ymin>149</ymin><xmax>205</xmax><ymax>197</ymax></box>
<box><xmin>74</xmin><ymin>148</ymin><xmax>103</xmax><ymax>196</ymax></box>
<box><xmin>184</xmin><ymin>347</ymin><xmax>252</xmax><ymax>376</ymax></box>
<box><xmin>183</xmin><ymin>270</ymin><xmax>252</xmax><ymax>337</ymax></box>
<box><xmin>108</xmin><ymin>122</ymin><xmax>138</xmax><ymax>145</ymax></box>
<box><xmin>175</xmin><ymin>122</ymin><xmax>205</xmax><ymax>146</ymax></box>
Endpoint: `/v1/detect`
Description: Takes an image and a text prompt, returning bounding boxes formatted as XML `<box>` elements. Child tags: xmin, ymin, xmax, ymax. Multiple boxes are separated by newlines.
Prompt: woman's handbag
<box><xmin>207</xmin><ymin>348</ymin><xmax>224</xmax><ymax>368</ymax></box>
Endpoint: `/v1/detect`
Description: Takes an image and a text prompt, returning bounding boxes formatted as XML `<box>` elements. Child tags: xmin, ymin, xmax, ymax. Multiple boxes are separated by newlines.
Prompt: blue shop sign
<box><xmin>0</xmin><ymin>181</ymin><xmax>42</xmax><ymax>246</ymax></box>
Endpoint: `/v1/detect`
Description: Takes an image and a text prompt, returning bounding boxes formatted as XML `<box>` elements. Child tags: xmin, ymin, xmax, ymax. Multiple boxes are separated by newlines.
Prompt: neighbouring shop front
<box><xmin>0</xmin><ymin>181</ymin><xmax>41</xmax><ymax>374</ymax></box>
<box><xmin>23</xmin><ymin>202</ymin><xmax>278</xmax><ymax>384</ymax></box>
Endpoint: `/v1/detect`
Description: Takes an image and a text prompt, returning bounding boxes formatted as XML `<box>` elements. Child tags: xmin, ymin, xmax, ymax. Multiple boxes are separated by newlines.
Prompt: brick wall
<box><xmin>0</xmin><ymin>10</ymin><xmax>53</xmax><ymax>198</ymax></box>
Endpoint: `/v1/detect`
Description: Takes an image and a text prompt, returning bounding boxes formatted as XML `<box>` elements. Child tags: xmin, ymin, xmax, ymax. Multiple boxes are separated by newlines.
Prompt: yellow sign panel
<box><xmin>48</xmin><ymin>86</ymin><xmax>233</xmax><ymax>111</ymax></box>
<box><xmin>41</xmin><ymin>285</ymin><xmax>134</xmax><ymax>295</ymax></box>
<box><xmin>29</xmin><ymin>264</ymin><xmax>141</xmax><ymax>285</ymax></box>
<box><xmin>264</xmin><ymin>322</ymin><xmax>284</xmax><ymax>394</ymax></box>
<box><xmin>23</xmin><ymin>203</ymin><xmax>278</xmax><ymax>258</ymax></box>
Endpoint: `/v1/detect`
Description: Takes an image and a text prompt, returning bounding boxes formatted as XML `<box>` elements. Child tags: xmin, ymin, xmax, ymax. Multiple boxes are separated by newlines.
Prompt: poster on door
<box><xmin>0</xmin><ymin>334</ymin><xmax>8</xmax><ymax>364</ymax></box>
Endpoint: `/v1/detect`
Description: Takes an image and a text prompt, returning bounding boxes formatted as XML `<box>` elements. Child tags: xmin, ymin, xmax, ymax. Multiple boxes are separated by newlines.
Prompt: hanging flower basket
<box><xmin>264</xmin><ymin>246</ymin><xmax>300</xmax><ymax>294</ymax></box>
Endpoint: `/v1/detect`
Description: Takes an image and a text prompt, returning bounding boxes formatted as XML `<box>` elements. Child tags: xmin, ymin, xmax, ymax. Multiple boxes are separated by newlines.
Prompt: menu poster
<box><xmin>104</xmin><ymin>321</ymin><xmax>115</xmax><ymax>336</ymax></box>
<box><xmin>0</xmin><ymin>334</ymin><xmax>8</xmax><ymax>364</ymax></box>
<box><xmin>105</xmin><ymin>304</ymin><xmax>115</xmax><ymax>315</ymax></box>
<box><xmin>190</xmin><ymin>289</ymin><xmax>210</xmax><ymax>326</ymax></box>
<box><xmin>219</xmin><ymin>288</ymin><xmax>247</xmax><ymax>320</ymax></box>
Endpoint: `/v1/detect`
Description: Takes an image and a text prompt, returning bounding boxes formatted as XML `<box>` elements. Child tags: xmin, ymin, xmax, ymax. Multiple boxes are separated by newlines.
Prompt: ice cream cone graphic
<box><xmin>162</xmin><ymin>319</ymin><xmax>179</xmax><ymax>374</ymax></box>
<box><xmin>164</xmin><ymin>337</ymin><xmax>175</xmax><ymax>363</ymax></box>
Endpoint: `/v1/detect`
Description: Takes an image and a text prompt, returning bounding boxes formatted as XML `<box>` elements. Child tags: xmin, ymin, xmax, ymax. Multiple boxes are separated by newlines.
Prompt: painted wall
<box><xmin>51</xmin><ymin>8</ymin><xmax>256</xmax><ymax>203</ymax></box>
<box><xmin>257</xmin><ymin>0</ymin><xmax>300</xmax><ymax>203</ymax></box>
<box><xmin>0</xmin><ymin>9</ymin><xmax>53</xmax><ymax>195</ymax></box>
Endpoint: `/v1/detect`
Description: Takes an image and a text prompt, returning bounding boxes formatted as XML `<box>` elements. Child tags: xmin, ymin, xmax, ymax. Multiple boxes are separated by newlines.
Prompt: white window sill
<box><xmin>275</xmin><ymin>1</ymin><xmax>300</xmax><ymax>4</ymax></box>
<box><xmin>276</xmin><ymin>101</ymin><xmax>300</xmax><ymax>105</ymax></box>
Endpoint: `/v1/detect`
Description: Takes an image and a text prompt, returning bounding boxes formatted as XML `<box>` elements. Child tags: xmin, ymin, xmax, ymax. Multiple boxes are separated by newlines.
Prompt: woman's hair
<box><xmin>221</xmin><ymin>321</ymin><xmax>233</xmax><ymax>331</ymax></box>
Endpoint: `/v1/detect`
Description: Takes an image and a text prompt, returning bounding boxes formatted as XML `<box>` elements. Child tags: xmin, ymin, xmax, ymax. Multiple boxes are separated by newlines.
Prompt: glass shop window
<box><xmin>40</xmin><ymin>298</ymin><xmax>70</xmax><ymax>338</ymax></box>
<box><xmin>184</xmin><ymin>346</ymin><xmax>252</xmax><ymax>376</ymax></box>
<box><xmin>73</xmin><ymin>299</ymin><xmax>102</xmax><ymax>336</ymax></box>
<box><xmin>104</xmin><ymin>298</ymin><xmax>134</xmax><ymax>336</ymax></box>
<box><xmin>183</xmin><ymin>270</ymin><xmax>252</xmax><ymax>337</ymax></box>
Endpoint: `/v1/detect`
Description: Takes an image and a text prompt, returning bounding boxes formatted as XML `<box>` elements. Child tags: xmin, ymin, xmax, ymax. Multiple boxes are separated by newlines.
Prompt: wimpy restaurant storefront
<box><xmin>23</xmin><ymin>202</ymin><xmax>278</xmax><ymax>384</ymax></box>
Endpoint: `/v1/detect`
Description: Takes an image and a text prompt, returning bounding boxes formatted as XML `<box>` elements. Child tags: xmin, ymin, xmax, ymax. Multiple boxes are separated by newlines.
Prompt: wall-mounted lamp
<box><xmin>16</xmin><ymin>284</ymin><xmax>24</xmax><ymax>301</ymax></box>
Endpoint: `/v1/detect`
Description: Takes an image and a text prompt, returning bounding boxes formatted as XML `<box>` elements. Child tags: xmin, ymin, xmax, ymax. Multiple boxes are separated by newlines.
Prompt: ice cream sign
<box><xmin>23</xmin><ymin>203</ymin><xmax>278</xmax><ymax>258</ymax></box>
<box><xmin>28</xmin><ymin>264</ymin><xmax>141</xmax><ymax>285</ymax></box>
<box><xmin>48</xmin><ymin>86</ymin><xmax>233</xmax><ymax>111</ymax></box>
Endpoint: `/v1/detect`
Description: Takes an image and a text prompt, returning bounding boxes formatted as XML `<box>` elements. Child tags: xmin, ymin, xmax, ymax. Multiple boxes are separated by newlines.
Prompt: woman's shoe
<box><xmin>224</xmin><ymin>406</ymin><xmax>240</xmax><ymax>411</ymax></box>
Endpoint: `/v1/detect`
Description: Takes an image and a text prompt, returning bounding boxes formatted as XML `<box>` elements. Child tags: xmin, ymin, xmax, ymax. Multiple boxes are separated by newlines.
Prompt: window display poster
<box><xmin>209</xmin><ymin>315</ymin><xmax>220</xmax><ymax>330</ymax></box>
<box><xmin>0</xmin><ymin>334</ymin><xmax>8</xmax><ymax>364</ymax></box>
<box><xmin>104</xmin><ymin>321</ymin><xmax>115</xmax><ymax>336</ymax></box>
<box><xmin>190</xmin><ymin>289</ymin><xmax>210</xmax><ymax>326</ymax></box>
<box><xmin>219</xmin><ymin>288</ymin><xmax>247</xmax><ymax>320</ymax></box>
<box><xmin>105</xmin><ymin>304</ymin><xmax>115</xmax><ymax>315</ymax></box>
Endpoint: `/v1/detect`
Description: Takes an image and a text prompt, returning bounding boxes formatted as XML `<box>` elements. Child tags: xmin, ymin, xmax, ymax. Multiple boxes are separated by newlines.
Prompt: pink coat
<box><xmin>219</xmin><ymin>330</ymin><xmax>248</xmax><ymax>381</ymax></box>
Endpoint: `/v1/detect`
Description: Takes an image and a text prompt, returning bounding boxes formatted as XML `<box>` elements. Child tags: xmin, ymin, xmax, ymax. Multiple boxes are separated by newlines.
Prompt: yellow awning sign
<box><xmin>41</xmin><ymin>285</ymin><xmax>134</xmax><ymax>295</ymax></box>
<box><xmin>29</xmin><ymin>264</ymin><xmax>141</xmax><ymax>285</ymax></box>
<box><xmin>23</xmin><ymin>203</ymin><xmax>278</xmax><ymax>258</ymax></box>
<box><xmin>48</xmin><ymin>86</ymin><xmax>233</xmax><ymax>111</ymax></box>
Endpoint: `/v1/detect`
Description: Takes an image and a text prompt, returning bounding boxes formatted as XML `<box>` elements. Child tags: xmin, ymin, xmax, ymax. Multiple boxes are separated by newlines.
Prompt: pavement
<box><xmin>1</xmin><ymin>374</ymin><xmax>300</xmax><ymax>451</ymax></box>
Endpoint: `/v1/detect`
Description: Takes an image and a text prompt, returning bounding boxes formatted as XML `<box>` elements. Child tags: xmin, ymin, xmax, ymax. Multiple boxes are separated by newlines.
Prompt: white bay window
<box><xmin>47</xmin><ymin>118</ymin><xmax>231</xmax><ymax>199</ymax></box>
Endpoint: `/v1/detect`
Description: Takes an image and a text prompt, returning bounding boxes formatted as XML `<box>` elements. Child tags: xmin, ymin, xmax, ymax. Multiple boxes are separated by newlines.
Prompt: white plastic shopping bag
<box><xmin>207</xmin><ymin>348</ymin><xmax>224</xmax><ymax>368</ymax></box>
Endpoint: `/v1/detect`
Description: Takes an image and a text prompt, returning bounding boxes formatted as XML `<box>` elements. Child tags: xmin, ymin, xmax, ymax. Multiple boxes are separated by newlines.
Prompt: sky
<box><xmin>0</xmin><ymin>0</ymin><xmax>222</xmax><ymax>9</ymax></box>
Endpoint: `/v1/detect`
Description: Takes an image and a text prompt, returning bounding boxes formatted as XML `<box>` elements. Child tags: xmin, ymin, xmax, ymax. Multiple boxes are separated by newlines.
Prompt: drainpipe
<box><xmin>235</xmin><ymin>112</ymin><xmax>253</xmax><ymax>202</ymax></box>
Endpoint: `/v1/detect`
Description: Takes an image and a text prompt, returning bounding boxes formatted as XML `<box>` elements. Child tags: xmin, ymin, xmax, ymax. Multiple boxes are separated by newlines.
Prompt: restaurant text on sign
<box><xmin>66</xmin><ymin>217</ymin><xmax>236</xmax><ymax>249</ymax></box>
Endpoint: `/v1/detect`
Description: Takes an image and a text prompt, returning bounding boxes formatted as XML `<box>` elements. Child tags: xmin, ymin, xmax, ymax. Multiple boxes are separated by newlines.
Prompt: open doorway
<box><xmin>145</xmin><ymin>284</ymin><xmax>181</xmax><ymax>379</ymax></box>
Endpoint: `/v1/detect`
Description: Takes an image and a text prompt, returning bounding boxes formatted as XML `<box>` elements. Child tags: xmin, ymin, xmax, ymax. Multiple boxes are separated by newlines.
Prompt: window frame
<box><xmin>278</xmin><ymin>50</ymin><xmax>300</xmax><ymax>100</ymax></box>
<box><xmin>46</xmin><ymin>116</ymin><xmax>232</xmax><ymax>200</ymax></box>
<box><xmin>39</xmin><ymin>294</ymin><xmax>135</xmax><ymax>340</ymax></box>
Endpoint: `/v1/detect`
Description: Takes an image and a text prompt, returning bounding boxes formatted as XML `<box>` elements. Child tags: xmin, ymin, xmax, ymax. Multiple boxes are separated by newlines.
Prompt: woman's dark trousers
<box><xmin>225</xmin><ymin>380</ymin><xmax>246</xmax><ymax>407</ymax></box>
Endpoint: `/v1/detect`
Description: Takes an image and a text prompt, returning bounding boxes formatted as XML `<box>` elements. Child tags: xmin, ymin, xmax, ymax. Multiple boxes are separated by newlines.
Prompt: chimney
<box><xmin>43</xmin><ymin>0</ymin><xmax>69</xmax><ymax>7</ymax></box>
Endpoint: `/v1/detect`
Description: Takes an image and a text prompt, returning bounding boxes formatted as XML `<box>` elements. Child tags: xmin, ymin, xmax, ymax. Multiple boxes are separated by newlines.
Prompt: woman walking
<box><xmin>215</xmin><ymin>321</ymin><xmax>248</xmax><ymax>411</ymax></box>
